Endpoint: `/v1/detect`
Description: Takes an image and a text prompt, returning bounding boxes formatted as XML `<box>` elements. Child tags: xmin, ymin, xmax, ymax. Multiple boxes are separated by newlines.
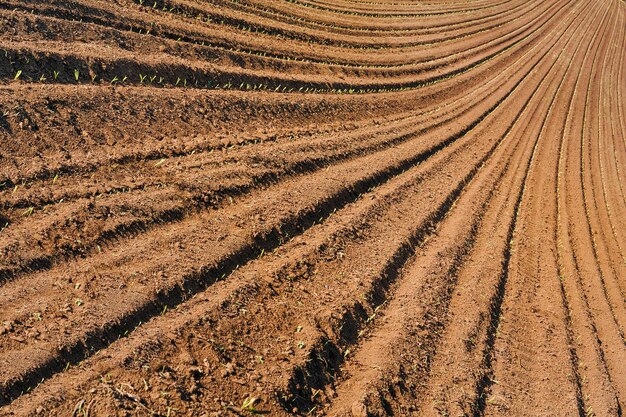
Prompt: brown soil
<box><xmin>0</xmin><ymin>0</ymin><xmax>624</xmax><ymax>416</ymax></box>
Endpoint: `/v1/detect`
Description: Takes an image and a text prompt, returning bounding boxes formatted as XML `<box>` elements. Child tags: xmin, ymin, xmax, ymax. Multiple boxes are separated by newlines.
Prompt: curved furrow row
<box><xmin>0</xmin><ymin>0</ymin><xmax>542</xmax><ymax>72</ymax></box>
<box><xmin>576</xmin><ymin>0</ymin><xmax>626</xmax><ymax>346</ymax></box>
<box><xmin>0</xmin><ymin>0</ymin><xmax>536</xmax><ymax>60</ymax></box>
<box><xmin>0</xmin><ymin>8</ymin><xmax>564</xmax><ymax>406</ymax></box>
<box><xmin>587</xmin><ymin>2</ymin><xmax>626</xmax><ymax>282</ymax></box>
<box><xmin>124</xmin><ymin>0</ymin><xmax>522</xmax><ymax>48</ymax></box>
<box><xmin>555</xmin><ymin>2</ymin><xmax>624</xmax><ymax>413</ymax></box>
<box><xmin>264</xmin><ymin>0</ymin><xmax>514</xmax><ymax>18</ymax></box>
<box><xmin>0</xmin><ymin>0</ymin><xmax>569</xmax><ymax>94</ymax></box>
<box><xmin>270</xmin><ymin>0</ymin><xmax>503</xmax><ymax>14</ymax></box>
<box><xmin>603</xmin><ymin>7</ymin><xmax>626</xmax><ymax>241</ymax></box>
<box><xmin>0</xmin><ymin>0</ymin><xmax>564</xmax><ymax>72</ymax></box>
<box><xmin>199</xmin><ymin>0</ymin><xmax>526</xmax><ymax>36</ymax></box>
<box><xmin>0</xmin><ymin>43</ymin><xmax>547</xmax><ymax>403</ymax></box>
<box><xmin>0</xmin><ymin>0</ymin><xmax>576</xmax><ymax>287</ymax></box>
<box><xmin>322</xmin><ymin>0</ymin><xmax>603</xmax><ymax>413</ymax></box>
<box><xmin>0</xmin><ymin>24</ymin><xmax>562</xmax><ymax>285</ymax></box>
<box><xmin>583</xmin><ymin>0</ymin><xmax>626</xmax><ymax>328</ymax></box>
<box><xmin>484</xmin><ymin>0</ymin><xmax>626</xmax><ymax>415</ymax></box>
<box><xmin>0</xmin><ymin>0</ymin><xmax>584</xmax><ymax>403</ymax></box>
<box><xmin>0</xmin><ymin>0</ymin><xmax>574</xmax><ymax>190</ymax></box>
<box><xmin>396</xmin><ymin>1</ymin><xmax>611</xmax><ymax>413</ymax></box>
<box><xmin>1</xmin><ymin>0</ymin><xmax>624</xmax><ymax>415</ymax></box>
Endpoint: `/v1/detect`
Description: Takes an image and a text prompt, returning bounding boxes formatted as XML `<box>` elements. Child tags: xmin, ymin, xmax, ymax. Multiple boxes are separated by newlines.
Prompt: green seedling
<box><xmin>22</xmin><ymin>207</ymin><xmax>34</xmax><ymax>217</ymax></box>
<box><xmin>74</xmin><ymin>69</ymin><xmax>79</xmax><ymax>81</ymax></box>
<box><xmin>13</xmin><ymin>70</ymin><xmax>22</xmax><ymax>80</ymax></box>
<box><xmin>53</xmin><ymin>71</ymin><xmax>59</xmax><ymax>80</ymax></box>
<box><xmin>241</xmin><ymin>397</ymin><xmax>260</xmax><ymax>413</ymax></box>
<box><xmin>75</xmin><ymin>298</ymin><xmax>84</xmax><ymax>306</ymax></box>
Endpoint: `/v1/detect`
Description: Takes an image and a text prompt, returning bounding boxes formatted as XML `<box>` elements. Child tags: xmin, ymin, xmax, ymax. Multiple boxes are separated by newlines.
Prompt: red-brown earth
<box><xmin>0</xmin><ymin>0</ymin><xmax>625</xmax><ymax>415</ymax></box>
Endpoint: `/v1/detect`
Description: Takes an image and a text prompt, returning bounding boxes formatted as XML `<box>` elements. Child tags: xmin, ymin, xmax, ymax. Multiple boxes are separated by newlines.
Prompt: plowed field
<box><xmin>0</xmin><ymin>0</ymin><xmax>625</xmax><ymax>415</ymax></box>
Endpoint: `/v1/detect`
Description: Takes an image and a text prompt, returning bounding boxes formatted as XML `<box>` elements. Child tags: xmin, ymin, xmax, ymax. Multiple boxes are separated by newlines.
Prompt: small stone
<box><xmin>221</xmin><ymin>362</ymin><xmax>235</xmax><ymax>377</ymax></box>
